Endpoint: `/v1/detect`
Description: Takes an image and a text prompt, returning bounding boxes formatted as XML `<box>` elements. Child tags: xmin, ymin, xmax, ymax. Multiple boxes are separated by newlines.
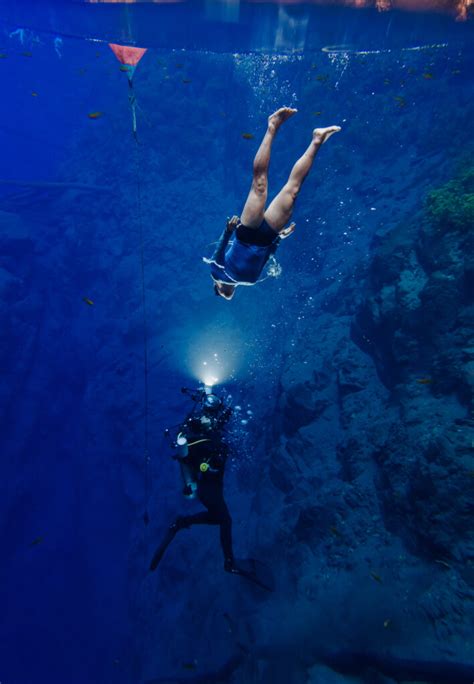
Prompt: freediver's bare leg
<box><xmin>240</xmin><ymin>107</ymin><xmax>297</xmax><ymax>228</ymax></box>
<box><xmin>264</xmin><ymin>125</ymin><xmax>341</xmax><ymax>232</ymax></box>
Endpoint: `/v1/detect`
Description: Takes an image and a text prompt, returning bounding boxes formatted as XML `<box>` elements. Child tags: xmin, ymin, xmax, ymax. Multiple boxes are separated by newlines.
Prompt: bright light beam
<box><xmin>186</xmin><ymin>329</ymin><xmax>242</xmax><ymax>388</ymax></box>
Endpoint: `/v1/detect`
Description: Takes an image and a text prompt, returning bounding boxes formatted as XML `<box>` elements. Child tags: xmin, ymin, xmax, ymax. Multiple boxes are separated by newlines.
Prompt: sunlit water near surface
<box><xmin>0</xmin><ymin>2</ymin><xmax>473</xmax><ymax>683</ymax></box>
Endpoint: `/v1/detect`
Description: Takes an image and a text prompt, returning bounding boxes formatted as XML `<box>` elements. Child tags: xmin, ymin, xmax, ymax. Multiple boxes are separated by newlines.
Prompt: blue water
<box><xmin>0</xmin><ymin>2</ymin><xmax>473</xmax><ymax>683</ymax></box>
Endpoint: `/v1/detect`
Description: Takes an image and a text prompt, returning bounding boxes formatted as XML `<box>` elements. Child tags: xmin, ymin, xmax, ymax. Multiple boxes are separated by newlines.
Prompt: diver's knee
<box><xmin>285</xmin><ymin>182</ymin><xmax>299</xmax><ymax>202</ymax></box>
<box><xmin>252</xmin><ymin>174</ymin><xmax>267</xmax><ymax>196</ymax></box>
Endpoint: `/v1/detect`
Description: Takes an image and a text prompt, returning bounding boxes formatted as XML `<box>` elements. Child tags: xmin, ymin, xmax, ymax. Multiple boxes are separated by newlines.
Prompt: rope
<box><xmin>130</xmin><ymin>84</ymin><xmax>150</xmax><ymax>522</ymax></box>
<box><xmin>128</xmin><ymin>78</ymin><xmax>138</xmax><ymax>141</ymax></box>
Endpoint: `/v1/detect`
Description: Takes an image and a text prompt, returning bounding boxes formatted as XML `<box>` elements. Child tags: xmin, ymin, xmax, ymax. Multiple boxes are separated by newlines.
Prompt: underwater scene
<box><xmin>0</xmin><ymin>1</ymin><xmax>473</xmax><ymax>683</ymax></box>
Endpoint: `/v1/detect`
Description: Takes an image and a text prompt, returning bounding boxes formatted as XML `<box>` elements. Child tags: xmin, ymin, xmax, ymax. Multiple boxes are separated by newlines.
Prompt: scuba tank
<box><xmin>176</xmin><ymin>432</ymin><xmax>198</xmax><ymax>499</ymax></box>
<box><xmin>176</xmin><ymin>432</ymin><xmax>189</xmax><ymax>458</ymax></box>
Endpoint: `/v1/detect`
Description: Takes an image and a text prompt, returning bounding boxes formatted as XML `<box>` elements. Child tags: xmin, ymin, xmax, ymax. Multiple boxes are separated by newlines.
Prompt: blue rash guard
<box><xmin>207</xmin><ymin>220</ymin><xmax>280</xmax><ymax>286</ymax></box>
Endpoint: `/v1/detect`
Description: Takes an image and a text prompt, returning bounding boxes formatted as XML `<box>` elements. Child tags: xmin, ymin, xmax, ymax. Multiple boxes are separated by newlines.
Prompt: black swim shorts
<box><xmin>236</xmin><ymin>218</ymin><xmax>279</xmax><ymax>247</ymax></box>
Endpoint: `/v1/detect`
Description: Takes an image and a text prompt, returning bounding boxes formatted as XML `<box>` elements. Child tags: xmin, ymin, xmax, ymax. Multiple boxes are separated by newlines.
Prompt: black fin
<box><xmin>149</xmin><ymin>524</ymin><xmax>179</xmax><ymax>571</ymax></box>
<box><xmin>231</xmin><ymin>558</ymin><xmax>275</xmax><ymax>592</ymax></box>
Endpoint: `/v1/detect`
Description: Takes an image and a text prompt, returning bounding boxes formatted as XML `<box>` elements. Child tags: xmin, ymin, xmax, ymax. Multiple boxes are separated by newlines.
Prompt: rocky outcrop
<box><xmin>352</xmin><ymin>166</ymin><xmax>474</xmax><ymax>562</ymax></box>
<box><xmin>352</xmin><ymin>166</ymin><xmax>473</xmax><ymax>404</ymax></box>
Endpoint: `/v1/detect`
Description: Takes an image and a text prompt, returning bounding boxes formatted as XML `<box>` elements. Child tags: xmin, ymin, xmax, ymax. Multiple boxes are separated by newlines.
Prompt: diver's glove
<box><xmin>226</xmin><ymin>215</ymin><xmax>240</xmax><ymax>233</ymax></box>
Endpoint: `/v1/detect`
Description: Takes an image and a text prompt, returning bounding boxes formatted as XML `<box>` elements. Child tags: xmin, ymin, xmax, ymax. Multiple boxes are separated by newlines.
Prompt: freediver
<box><xmin>207</xmin><ymin>107</ymin><xmax>341</xmax><ymax>300</ymax></box>
<box><xmin>149</xmin><ymin>388</ymin><xmax>272</xmax><ymax>590</ymax></box>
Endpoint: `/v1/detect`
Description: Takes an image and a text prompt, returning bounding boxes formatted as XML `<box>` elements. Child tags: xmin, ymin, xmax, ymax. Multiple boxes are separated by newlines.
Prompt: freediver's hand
<box><xmin>279</xmin><ymin>222</ymin><xmax>296</xmax><ymax>239</ymax></box>
<box><xmin>226</xmin><ymin>215</ymin><xmax>240</xmax><ymax>232</ymax></box>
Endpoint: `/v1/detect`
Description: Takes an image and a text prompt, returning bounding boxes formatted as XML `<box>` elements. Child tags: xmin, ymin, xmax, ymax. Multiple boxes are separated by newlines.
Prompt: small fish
<box><xmin>316</xmin><ymin>74</ymin><xmax>328</xmax><ymax>82</ymax></box>
<box><xmin>416</xmin><ymin>377</ymin><xmax>432</xmax><ymax>385</ymax></box>
<box><xmin>423</xmin><ymin>72</ymin><xmax>433</xmax><ymax>79</ymax></box>
<box><xmin>313</xmin><ymin>111</ymin><xmax>322</xmax><ymax>116</ymax></box>
<box><xmin>435</xmin><ymin>559</ymin><xmax>451</xmax><ymax>569</ymax></box>
<box><xmin>383</xmin><ymin>619</ymin><xmax>392</xmax><ymax>629</ymax></box>
<box><xmin>83</xmin><ymin>297</ymin><xmax>94</xmax><ymax>306</ymax></box>
<box><xmin>30</xmin><ymin>536</ymin><xmax>43</xmax><ymax>547</ymax></box>
<box><xmin>21</xmin><ymin>51</ymin><xmax>32</xmax><ymax>57</ymax></box>
<box><xmin>383</xmin><ymin>79</ymin><xmax>390</xmax><ymax>85</ymax></box>
<box><xmin>394</xmin><ymin>96</ymin><xmax>406</xmax><ymax>108</ymax></box>
<box><xmin>242</xmin><ymin>133</ymin><xmax>254</xmax><ymax>140</ymax></box>
<box><xmin>370</xmin><ymin>571</ymin><xmax>382</xmax><ymax>584</ymax></box>
<box><xmin>0</xmin><ymin>53</ymin><xmax>8</xmax><ymax>58</ymax></box>
<box><xmin>407</xmin><ymin>67</ymin><xmax>417</xmax><ymax>74</ymax></box>
<box><xmin>329</xmin><ymin>525</ymin><xmax>342</xmax><ymax>537</ymax></box>
<box><xmin>88</xmin><ymin>112</ymin><xmax>103</xmax><ymax>120</ymax></box>
<box><xmin>182</xmin><ymin>78</ymin><xmax>192</xmax><ymax>84</ymax></box>
<box><xmin>31</xmin><ymin>91</ymin><xmax>38</xmax><ymax>97</ymax></box>
<box><xmin>451</xmin><ymin>69</ymin><xmax>461</xmax><ymax>75</ymax></box>
<box><xmin>119</xmin><ymin>64</ymin><xmax>130</xmax><ymax>72</ymax></box>
<box><xmin>175</xmin><ymin>62</ymin><xmax>183</xmax><ymax>68</ymax></box>
<box><xmin>182</xmin><ymin>661</ymin><xmax>197</xmax><ymax>671</ymax></box>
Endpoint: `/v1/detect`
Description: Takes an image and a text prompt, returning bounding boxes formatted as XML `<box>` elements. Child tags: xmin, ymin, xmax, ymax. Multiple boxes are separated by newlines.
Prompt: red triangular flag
<box><xmin>109</xmin><ymin>43</ymin><xmax>147</xmax><ymax>67</ymax></box>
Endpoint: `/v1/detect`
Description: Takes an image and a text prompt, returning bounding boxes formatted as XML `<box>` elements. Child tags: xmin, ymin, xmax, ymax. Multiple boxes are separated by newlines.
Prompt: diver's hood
<box><xmin>203</xmin><ymin>394</ymin><xmax>221</xmax><ymax>412</ymax></box>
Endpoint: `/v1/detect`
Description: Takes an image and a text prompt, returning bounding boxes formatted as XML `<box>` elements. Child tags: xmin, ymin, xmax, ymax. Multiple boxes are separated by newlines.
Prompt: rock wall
<box><xmin>243</xmin><ymin>164</ymin><xmax>474</xmax><ymax>683</ymax></box>
<box><xmin>352</xmin><ymin>165</ymin><xmax>473</xmax><ymax>562</ymax></box>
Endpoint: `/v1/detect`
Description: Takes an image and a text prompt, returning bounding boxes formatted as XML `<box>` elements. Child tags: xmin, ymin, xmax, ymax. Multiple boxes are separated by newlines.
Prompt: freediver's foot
<box><xmin>312</xmin><ymin>125</ymin><xmax>341</xmax><ymax>145</ymax></box>
<box><xmin>268</xmin><ymin>107</ymin><xmax>297</xmax><ymax>133</ymax></box>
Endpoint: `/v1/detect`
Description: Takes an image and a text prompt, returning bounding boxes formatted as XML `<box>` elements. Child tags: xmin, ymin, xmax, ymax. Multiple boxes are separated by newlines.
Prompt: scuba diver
<box><xmin>149</xmin><ymin>386</ymin><xmax>273</xmax><ymax>591</ymax></box>
<box><xmin>206</xmin><ymin>106</ymin><xmax>341</xmax><ymax>300</ymax></box>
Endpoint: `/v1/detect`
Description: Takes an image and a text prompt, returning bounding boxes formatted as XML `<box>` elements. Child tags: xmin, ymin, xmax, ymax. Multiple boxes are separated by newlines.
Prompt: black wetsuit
<box><xmin>178</xmin><ymin>434</ymin><xmax>233</xmax><ymax>562</ymax></box>
<box><xmin>150</xmin><ymin>431</ymin><xmax>234</xmax><ymax>571</ymax></box>
<box><xmin>150</xmin><ymin>428</ymin><xmax>274</xmax><ymax>589</ymax></box>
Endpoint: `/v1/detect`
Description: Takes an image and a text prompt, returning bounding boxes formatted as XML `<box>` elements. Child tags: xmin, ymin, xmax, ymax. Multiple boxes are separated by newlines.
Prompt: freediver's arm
<box><xmin>212</xmin><ymin>215</ymin><xmax>240</xmax><ymax>265</ymax></box>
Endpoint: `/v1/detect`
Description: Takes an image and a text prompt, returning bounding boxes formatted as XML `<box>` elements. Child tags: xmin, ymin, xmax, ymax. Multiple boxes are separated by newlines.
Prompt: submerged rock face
<box><xmin>352</xmin><ymin>167</ymin><xmax>474</xmax><ymax>561</ymax></box>
<box><xmin>247</xmin><ymin>164</ymin><xmax>474</xmax><ymax>683</ymax></box>
<box><xmin>352</xmin><ymin>166</ymin><xmax>473</xmax><ymax>402</ymax></box>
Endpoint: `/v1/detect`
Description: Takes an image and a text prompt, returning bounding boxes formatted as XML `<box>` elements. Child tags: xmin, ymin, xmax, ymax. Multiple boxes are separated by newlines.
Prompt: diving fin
<box><xmin>227</xmin><ymin>558</ymin><xmax>275</xmax><ymax>592</ymax></box>
<box><xmin>149</xmin><ymin>519</ymin><xmax>186</xmax><ymax>571</ymax></box>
